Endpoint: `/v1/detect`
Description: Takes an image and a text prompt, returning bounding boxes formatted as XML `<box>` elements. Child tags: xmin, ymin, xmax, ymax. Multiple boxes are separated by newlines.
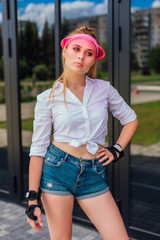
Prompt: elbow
<box><xmin>134</xmin><ymin>117</ymin><xmax>139</xmax><ymax>131</ymax></box>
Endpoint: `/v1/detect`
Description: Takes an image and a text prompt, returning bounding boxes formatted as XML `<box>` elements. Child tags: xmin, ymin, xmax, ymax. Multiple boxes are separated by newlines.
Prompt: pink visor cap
<box><xmin>61</xmin><ymin>33</ymin><xmax>105</xmax><ymax>59</ymax></box>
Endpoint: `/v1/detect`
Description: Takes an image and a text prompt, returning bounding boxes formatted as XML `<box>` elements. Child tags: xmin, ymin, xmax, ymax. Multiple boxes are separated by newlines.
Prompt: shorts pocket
<box><xmin>44</xmin><ymin>152</ymin><xmax>63</xmax><ymax>167</ymax></box>
<box><xmin>94</xmin><ymin>162</ymin><xmax>105</xmax><ymax>174</ymax></box>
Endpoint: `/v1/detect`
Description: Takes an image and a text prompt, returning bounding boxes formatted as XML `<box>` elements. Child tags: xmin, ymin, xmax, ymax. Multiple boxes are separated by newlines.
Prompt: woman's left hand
<box><xmin>96</xmin><ymin>147</ymin><xmax>119</xmax><ymax>166</ymax></box>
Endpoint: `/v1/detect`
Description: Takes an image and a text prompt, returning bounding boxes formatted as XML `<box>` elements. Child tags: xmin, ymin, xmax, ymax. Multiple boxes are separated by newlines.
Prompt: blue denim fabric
<box><xmin>40</xmin><ymin>143</ymin><xmax>109</xmax><ymax>199</ymax></box>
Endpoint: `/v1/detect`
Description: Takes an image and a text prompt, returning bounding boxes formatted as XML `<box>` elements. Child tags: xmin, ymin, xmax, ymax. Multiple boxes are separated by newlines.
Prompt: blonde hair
<box><xmin>49</xmin><ymin>25</ymin><xmax>98</xmax><ymax>106</ymax></box>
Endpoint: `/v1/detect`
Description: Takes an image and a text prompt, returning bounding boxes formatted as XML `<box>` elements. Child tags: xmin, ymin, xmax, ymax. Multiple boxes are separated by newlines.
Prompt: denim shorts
<box><xmin>40</xmin><ymin>143</ymin><xmax>109</xmax><ymax>200</ymax></box>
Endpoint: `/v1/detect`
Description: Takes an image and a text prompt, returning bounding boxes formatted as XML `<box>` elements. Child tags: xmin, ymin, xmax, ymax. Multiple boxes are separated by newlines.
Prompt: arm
<box><xmin>29</xmin><ymin>156</ymin><xmax>44</xmax><ymax>199</ymax></box>
<box><xmin>26</xmin><ymin>90</ymin><xmax>52</xmax><ymax>230</ymax></box>
<box><xmin>116</xmin><ymin>118</ymin><xmax>138</xmax><ymax>149</ymax></box>
<box><xmin>96</xmin><ymin>83</ymin><xmax>138</xmax><ymax>165</ymax></box>
<box><xmin>96</xmin><ymin>118</ymin><xmax>138</xmax><ymax>165</ymax></box>
<box><xmin>27</xmin><ymin>156</ymin><xmax>44</xmax><ymax>231</ymax></box>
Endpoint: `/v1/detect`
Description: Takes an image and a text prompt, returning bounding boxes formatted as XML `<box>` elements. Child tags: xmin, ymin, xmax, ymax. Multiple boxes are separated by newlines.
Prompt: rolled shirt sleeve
<box><xmin>29</xmin><ymin>90</ymin><xmax>52</xmax><ymax>157</ymax></box>
<box><xmin>108</xmin><ymin>83</ymin><xmax>137</xmax><ymax>125</ymax></box>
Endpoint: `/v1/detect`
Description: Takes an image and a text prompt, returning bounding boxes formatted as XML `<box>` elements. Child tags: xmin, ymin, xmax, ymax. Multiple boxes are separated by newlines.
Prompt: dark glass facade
<box><xmin>0</xmin><ymin>1</ymin><xmax>159</xmax><ymax>239</ymax></box>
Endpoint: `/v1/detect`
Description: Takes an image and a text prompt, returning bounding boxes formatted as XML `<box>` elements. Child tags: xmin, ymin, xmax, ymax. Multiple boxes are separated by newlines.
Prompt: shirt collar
<box><xmin>55</xmin><ymin>75</ymin><xmax>93</xmax><ymax>89</ymax></box>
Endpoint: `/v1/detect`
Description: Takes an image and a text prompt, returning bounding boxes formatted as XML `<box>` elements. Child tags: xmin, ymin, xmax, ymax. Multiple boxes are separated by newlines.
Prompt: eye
<box><xmin>73</xmin><ymin>47</ymin><xmax>80</xmax><ymax>51</ymax></box>
<box><xmin>87</xmin><ymin>52</ymin><xmax>93</xmax><ymax>56</ymax></box>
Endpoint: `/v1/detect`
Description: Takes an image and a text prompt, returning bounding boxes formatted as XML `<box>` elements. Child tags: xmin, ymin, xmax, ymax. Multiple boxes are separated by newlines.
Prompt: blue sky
<box><xmin>131</xmin><ymin>0</ymin><xmax>159</xmax><ymax>8</ymax></box>
<box><xmin>17</xmin><ymin>0</ymin><xmax>160</xmax><ymax>9</ymax></box>
<box><xmin>1</xmin><ymin>0</ymin><xmax>160</xmax><ymax>36</ymax></box>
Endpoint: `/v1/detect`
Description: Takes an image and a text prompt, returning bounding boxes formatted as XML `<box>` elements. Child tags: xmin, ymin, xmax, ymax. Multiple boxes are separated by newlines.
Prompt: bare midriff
<box><xmin>52</xmin><ymin>139</ymin><xmax>104</xmax><ymax>160</ymax></box>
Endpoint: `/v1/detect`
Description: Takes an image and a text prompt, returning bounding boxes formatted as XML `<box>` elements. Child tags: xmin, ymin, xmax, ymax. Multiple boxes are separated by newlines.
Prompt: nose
<box><xmin>78</xmin><ymin>51</ymin><xmax>84</xmax><ymax>59</ymax></box>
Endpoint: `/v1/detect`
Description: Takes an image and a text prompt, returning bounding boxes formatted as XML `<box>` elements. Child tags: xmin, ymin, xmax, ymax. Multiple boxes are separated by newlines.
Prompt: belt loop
<box><xmin>63</xmin><ymin>153</ymin><xmax>69</xmax><ymax>162</ymax></box>
<box><xmin>92</xmin><ymin>159</ymin><xmax>95</xmax><ymax>167</ymax></box>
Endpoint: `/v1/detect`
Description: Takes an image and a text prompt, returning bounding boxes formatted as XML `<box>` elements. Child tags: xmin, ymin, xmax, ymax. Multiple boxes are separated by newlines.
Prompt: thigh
<box><xmin>41</xmin><ymin>192</ymin><xmax>74</xmax><ymax>240</ymax></box>
<box><xmin>77</xmin><ymin>191</ymin><xmax>129</xmax><ymax>240</ymax></box>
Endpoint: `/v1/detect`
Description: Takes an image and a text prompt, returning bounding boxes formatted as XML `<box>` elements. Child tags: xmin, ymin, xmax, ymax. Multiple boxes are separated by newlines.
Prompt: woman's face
<box><xmin>63</xmin><ymin>38</ymin><xmax>96</xmax><ymax>75</ymax></box>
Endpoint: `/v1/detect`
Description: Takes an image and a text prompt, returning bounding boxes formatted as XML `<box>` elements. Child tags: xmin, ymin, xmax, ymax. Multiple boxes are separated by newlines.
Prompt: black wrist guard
<box><xmin>25</xmin><ymin>188</ymin><xmax>42</xmax><ymax>201</ymax></box>
<box><xmin>25</xmin><ymin>204</ymin><xmax>41</xmax><ymax>221</ymax></box>
<box><xmin>105</xmin><ymin>144</ymin><xmax>124</xmax><ymax>163</ymax></box>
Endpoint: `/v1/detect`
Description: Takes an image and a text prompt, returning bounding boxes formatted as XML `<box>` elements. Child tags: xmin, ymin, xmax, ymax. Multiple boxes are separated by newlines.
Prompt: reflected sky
<box><xmin>132</xmin><ymin>0</ymin><xmax>160</xmax><ymax>8</ymax></box>
<box><xmin>0</xmin><ymin>0</ymin><xmax>160</xmax><ymax>35</ymax></box>
<box><xmin>17</xmin><ymin>0</ymin><xmax>108</xmax><ymax>37</ymax></box>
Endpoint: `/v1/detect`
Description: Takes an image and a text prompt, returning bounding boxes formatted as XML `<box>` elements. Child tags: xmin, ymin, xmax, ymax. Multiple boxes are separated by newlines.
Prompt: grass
<box><xmin>0</xmin><ymin>101</ymin><xmax>160</xmax><ymax>146</ymax></box>
<box><xmin>0</xmin><ymin>119</ymin><xmax>34</xmax><ymax>131</ymax></box>
<box><xmin>131</xmin><ymin>101</ymin><xmax>160</xmax><ymax>145</ymax></box>
<box><xmin>96</xmin><ymin>71</ymin><xmax>160</xmax><ymax>83</ymax></box>
<box><xmin>131</xmin><ymin>73</ymin><xmax>160</xmax><ymax>83</ymax></box>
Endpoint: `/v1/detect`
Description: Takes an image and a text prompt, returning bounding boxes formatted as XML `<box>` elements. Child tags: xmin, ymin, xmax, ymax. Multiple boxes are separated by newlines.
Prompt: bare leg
<box><xmin>77</xmin><ymin>191</ymin><xmax>129</xmax><ymax>240</ymax></box>
<box><xmin>41</xmin><ymin>192</ymin><xmax>74</xmax><ymax>240</ymax></box>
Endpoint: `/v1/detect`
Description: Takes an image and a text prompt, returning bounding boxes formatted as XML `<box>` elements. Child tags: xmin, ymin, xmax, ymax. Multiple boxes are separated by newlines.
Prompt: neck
<box><xmin>64</xmin><ymin>69</ymin><xmax>86</xmax><ymax>88</ymax></box>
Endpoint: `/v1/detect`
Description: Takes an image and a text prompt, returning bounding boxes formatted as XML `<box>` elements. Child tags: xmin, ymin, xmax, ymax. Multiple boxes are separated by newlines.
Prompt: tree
<box><xmin>148</xmin><ymin>44</ymin><xmax>160</xmax><ymax>73</ymax></box>
<box><xmin>40</xmin><ymin>20</ymin><xmax>51</xmax><ymax>66</ymax></box>
<box><xmin>33</xmin><ymin>64</ymin><xmax>49</xmax><ymax>81</ymax></box>
<box><xmin>0</xmin><ymin>26</ymin><xmax>3</xmax><ymax>59</ymax></box>
<box><xmin>22</xmin><ymin>21</ymin><xmax>40</xmax><ymax>76</ymax></box>
<box><xmin>49</xmin><ymin>24</ymin><xmax>55</xmax><ymax>79</ymax></box>
<box><xmin>97</xmin><ymin>41</ymin><xmax>108</xmax><ymax>72</ymax></box>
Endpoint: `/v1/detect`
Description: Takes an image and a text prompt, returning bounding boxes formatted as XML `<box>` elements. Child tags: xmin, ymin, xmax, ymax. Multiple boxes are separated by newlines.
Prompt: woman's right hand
<box><xmin>27</xmin><ymin>200</ymin><xmax>43</xmax><ymax>231</ymax></box>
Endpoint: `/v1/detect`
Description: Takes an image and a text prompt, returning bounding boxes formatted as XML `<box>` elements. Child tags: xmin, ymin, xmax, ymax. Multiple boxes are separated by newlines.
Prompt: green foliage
<box><xmin>131</xmin><ymin>72</ymin><xmax>160</xmax><ymax>83</ymax></box>
<box><xmin>41</xmin><ymin>20</ymin><xmax>51</xmax><ymax>66</ymax></box>
<box><xmin>148</xmin><ymin>44</ymin><xmax>160</xmax><ymax>73</ymax></box>
<box><xmin>0</xmin><ymin>29</ymin><xmax>2</xmax><ymax>59</ymax></box>
<box><xmin>131</xmin><ymin>101</ymin><xmax>160</xmax><ymax>145</ymax></box>
<box><xmin>97</xmin><ymin>42</ymin><xmax>108</xmax><ymax>72</ymax></box>
<box><xmin>96</xmin><ymin>71</ymin><xmax>108</xmax><ymax>80</ymax></box>
<box><xmin>19</xmin><ymin>59</ymin><xmax>30</xmax><ymax>80</ymax></box>
<box><xmin>33</xmin><ymin>64</ymin><xmax>49</xmax><ymax>81</ymax></box>
<box><xmin>19</xmin><ymin>21</ymin><xmax>40</xmax><ymax>76</ymax></box>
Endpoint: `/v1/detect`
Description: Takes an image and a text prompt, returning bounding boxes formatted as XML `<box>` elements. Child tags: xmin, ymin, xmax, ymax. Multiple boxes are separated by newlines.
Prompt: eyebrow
<box><xmin>72</xmin><ymin>44</ymin><xmax>96</xmax><ymax>53</ymax></box>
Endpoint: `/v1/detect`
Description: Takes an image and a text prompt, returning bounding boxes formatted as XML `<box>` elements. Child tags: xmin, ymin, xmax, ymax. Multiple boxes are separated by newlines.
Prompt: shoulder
<box><xmin>36</xmin><ymin>88</ymin><xmax>53</xmax><ymax>108</ymax></box>
<box><xmin>37</xmin><ymin>88</ymin><xmax>53</xmax><ymax>102</ymax></box>
<box><xmin>37</xmin><ymin>88</ymin><xmax>52</xmax><ymax>99</ymax></box>
<box><xmin>87</xmin><ymin>76</ymin><xmax>111</xmax><ymax>90</ymax></box>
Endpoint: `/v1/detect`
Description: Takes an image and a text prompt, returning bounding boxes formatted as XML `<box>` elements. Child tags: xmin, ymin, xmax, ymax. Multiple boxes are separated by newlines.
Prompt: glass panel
<box><xmin>17</xmin><ymin>0</ymin><xmax>55</xmax><ymax>198</ymax></box>
<box><xmin>61</xmin><ymin>0</ymin><xmax>108</xmax><ymax>222</ymax></box>
<box><xmin>0</xmin><ymin>3</ymin><xmax>10</xmax><ymax>195</ymax></box>
<box><xmin>130</xmin><ymin>0</ymin><xmax>160</xmax><ymax>235</ymax></box>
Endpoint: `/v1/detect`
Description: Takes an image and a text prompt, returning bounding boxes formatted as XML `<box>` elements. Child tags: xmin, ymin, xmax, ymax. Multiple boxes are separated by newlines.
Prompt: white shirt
<box><xmin>29</xmin><ymin>76</ymin><xmax>137</xmax><ymax>157</ymax></box>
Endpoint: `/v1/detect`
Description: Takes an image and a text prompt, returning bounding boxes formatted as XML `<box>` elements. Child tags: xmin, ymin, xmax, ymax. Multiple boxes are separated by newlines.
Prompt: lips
<box><xmin>74</xmin><ymin>62</ymin><xmax>83</xmax><ymax>67</ymax></box>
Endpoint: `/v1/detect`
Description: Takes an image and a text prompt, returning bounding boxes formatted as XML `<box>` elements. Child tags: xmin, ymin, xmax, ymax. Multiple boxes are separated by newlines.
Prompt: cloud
<box><xmin>62</xmin><ymin>1</ymin><xmax>95</xmax><ymax>19</ymax></box>
<box><xmin>94</xmin><ymin>0</ymin><xmax>108</xmax><ymax>15</ymax></box>
<box><xmin>18</xmin><ymin>0</ymin><xmax>108</xmax><ymax>36</ymax></box>
<box><xmin>18</xmin><ymin>3</ymin><xmax>55</xmax><ymax>37</ymax></box>
<box><xmin>152</xmin><ymin>0</ymin><xmax>160</xmax><ymax>8</ymax></box>
<box><xmin>131</xmin><ymin>7</ymin><xmax>141</xmax><ymax>13</ymax></box>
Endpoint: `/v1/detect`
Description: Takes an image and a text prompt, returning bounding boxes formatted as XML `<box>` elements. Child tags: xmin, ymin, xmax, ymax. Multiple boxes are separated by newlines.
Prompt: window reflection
<box><xmin>0</xmin><ymin>3</ymin><xmax>9</xmax><ymax>195</ymax></box>
<box><xmin>130</xmin><ymin>0</ymin><xmax>160</xmax><ymax>235</ymax></box>
<box><xmin>17</xmin><ymin>0</ymin><xmax>55</xmax><ymax>197</ymax></box>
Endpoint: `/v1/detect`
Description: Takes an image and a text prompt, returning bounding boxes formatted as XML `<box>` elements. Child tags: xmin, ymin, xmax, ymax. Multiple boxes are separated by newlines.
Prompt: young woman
<box><xmin>25</xmin><ymin>26</ymin><xmax>138</xmax><ymax>240</ymax></box>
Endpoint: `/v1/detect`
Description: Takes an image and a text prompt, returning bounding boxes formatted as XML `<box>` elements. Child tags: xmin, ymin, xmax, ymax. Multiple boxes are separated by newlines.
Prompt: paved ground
<box><xmin>0</xmin><ymin>199</ymin><xmax>103</xmax><ymax>240</ymax></box>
